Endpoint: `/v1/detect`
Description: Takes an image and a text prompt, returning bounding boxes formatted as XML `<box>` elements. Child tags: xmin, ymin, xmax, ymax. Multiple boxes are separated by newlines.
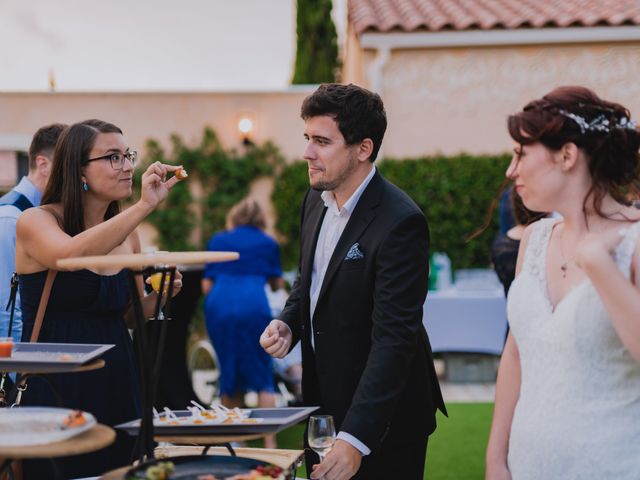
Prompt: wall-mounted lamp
<box><xmin>237</xmin><ymin>115</ymin><xmax>254</xmax><ymax>146</ymax></box>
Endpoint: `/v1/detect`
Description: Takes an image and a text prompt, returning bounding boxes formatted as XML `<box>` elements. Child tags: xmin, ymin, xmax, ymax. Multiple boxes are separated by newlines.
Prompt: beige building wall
<box><xmin>0</xmin><ymin>151</ymin><xmax>17</xmax><ymax>189</ymax></box>
<box><xmin>0</xmin><ymin>89</ymin><xmax>314</xmax><ymax>165</ymax></box>
<box><xmin>342</xmin><ymin>23</ymin><xmax>366</xmax><ymax>86</ymax></box>
<box><xmin>0</xmin><ymin>89</ymin><xmax>315</xmax><ymax>249</ymax></box>
<box><xmin>346</xmin><ymin>42</ymin><xmax>640</xmax><ymax>158</ymax></box>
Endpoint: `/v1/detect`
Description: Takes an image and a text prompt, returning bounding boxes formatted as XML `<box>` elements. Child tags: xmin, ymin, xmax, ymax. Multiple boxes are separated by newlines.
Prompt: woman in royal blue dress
<box><xmin>16</xmin><ymin>119</ymin><xmax>184</xmax><ymax>478</ymax></box>
<box><xmin>202</xmin><ymin>199</ymin><xmax>283</xmax><ymax>447</ymax></box>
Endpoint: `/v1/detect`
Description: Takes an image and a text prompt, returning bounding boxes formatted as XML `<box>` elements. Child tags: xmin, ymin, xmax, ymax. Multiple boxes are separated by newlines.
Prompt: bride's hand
<box><xmin>575</xmin><ymin>228</ymin><xmax>627</xmax><ymax>270</ymax></box>
<box><xmin>139</xmin><ymin>162</ymin><xmax>182</xmax><ymax>210</ymax></box>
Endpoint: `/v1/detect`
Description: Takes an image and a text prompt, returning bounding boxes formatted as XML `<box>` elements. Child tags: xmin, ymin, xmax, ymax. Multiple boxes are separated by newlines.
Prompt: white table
<box><xmin>422</xmin><ymin>288</ymin><xmax>508</xmax><ymax>355</ymax></box>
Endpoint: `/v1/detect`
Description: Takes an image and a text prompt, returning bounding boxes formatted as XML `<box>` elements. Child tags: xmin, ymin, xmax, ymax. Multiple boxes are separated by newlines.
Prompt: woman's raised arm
<box><xmin>17</xmin><ymin>162</ymin><xmax>181</xmax><ymax>272</ymax></box>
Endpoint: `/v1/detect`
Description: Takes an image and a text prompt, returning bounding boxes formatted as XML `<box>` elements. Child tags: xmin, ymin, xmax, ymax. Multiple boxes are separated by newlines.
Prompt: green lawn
<box><xmin>252</xmin><ymin>402</ymin><xmax>494</xmax><ymax>479</ymax></box>
<box><xmin>426</xmin><ymin>403</ymin><xmax>493</xmax><ymax>480</ymax></box>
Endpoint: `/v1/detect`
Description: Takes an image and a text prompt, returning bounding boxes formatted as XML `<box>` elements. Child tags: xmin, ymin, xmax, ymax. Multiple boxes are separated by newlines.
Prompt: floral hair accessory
<box><xmin>559</xmin><ymin>110</ymin><xmax>637</xmax><ymax>134</ymax></box>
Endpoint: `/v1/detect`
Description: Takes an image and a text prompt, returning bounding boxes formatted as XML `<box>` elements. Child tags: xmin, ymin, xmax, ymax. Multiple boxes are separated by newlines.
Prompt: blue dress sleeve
<box><xmin>266</xmin><ymin>238</ymin><xmax>282</xmax><ymax>278</ymax></box>
<box><xmin>204</xmin><ymin>234</ymin><xmax>224</xmax><ymax>280</ymax></box>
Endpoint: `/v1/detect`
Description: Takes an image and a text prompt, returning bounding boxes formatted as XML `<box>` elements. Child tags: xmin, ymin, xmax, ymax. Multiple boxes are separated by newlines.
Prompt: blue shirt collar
<box><xmin>13</xmin><ymin>177</ymin><xmax>42</xmax><ymax>207</ymax></box>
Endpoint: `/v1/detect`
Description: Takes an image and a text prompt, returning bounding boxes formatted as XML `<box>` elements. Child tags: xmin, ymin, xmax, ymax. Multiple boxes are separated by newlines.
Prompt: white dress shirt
<box><xmin>309</xmin><ymin>165</ymin><xmax>376</xmax><ymax>456</ymax></box>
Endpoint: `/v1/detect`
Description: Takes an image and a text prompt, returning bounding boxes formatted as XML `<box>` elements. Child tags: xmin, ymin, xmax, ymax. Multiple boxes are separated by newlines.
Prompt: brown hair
<box><xmin>508</xmin><ymin>86</ymin><xmax>640</xmax><ymax>219</ymax></box>
<box><xmin>301</xmin><ymin>83</ymin><xmax>387</xmax><ymax>162</ymax></box>
<box><xmin>28</xmin><ymin>123</ymin><xmax>67</xmax><ymax>170</ymax></box>
<box><xmin>41</xmin><ymin>119</ymin><xmax>123</xmax><ymax>236</ymax></box>
<box><xmin>226</xmin><ymin>199</ymin><xmax>266</xmax><ymax>230</ymax></box>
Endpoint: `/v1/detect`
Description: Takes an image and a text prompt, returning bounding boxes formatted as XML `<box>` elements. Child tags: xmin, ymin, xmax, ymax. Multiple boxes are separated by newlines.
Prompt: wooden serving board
<box><xmin>57</xmin><ymin>251</ymin><xmax>239</xmax><ymax>271</ymax></box>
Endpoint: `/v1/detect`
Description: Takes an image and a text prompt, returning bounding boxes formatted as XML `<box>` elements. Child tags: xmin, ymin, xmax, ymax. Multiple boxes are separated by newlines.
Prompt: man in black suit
<box><xmin>260</xmin><ymin>83</ymin><xmax>446</xmax><ymax>480</ymax></box>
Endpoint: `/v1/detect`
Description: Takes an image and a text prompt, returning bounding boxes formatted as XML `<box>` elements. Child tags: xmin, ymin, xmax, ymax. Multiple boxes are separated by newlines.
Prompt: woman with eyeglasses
<box><xmin>15</xmin><ymin>119</ymin><xmax>184</xmax><ymax>478</ymax></box>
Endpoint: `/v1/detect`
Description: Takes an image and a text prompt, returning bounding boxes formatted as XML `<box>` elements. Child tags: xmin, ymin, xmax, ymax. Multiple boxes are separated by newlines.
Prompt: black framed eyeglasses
<box><xmin>86</xmin><ymin>151</ymin><xmax>137</xmax><ymax>170</ymax></box>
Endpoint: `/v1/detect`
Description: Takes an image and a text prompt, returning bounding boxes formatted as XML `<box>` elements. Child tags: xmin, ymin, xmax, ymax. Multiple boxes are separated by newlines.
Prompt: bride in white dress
<box><xmin>486</xmin><ymin>86</ymin><xmax>640</xmax><ymax>480</ymax></box>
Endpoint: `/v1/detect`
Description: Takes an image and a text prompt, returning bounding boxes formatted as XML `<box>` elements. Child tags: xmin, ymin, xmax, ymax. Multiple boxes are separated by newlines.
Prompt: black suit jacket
<box><xmin>280</xmin><ymin>171</ymin><xmax>446</xmax><ymax>455</ymax></box>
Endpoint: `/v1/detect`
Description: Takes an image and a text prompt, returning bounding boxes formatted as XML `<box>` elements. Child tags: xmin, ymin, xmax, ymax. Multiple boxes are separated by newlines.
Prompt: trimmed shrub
<box><xmin>272</xmin><ymin>154</ymin><xmax>510</xmax><ymax>271</ymax></box>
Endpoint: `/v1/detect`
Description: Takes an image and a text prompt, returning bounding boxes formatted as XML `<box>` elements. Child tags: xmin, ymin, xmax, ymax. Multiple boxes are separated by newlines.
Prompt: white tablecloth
<box><xmin>422</xmin><ymin>288</ymin><xmax>508</xmax><ymax>355</ymax></box>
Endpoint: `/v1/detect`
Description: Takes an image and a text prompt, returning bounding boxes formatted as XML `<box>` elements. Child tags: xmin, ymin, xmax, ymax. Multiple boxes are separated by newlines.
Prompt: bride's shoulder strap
<box><xmin>616</xmin><ymin>220</ymin><xmax>640</xmax><ymax>276</ymax></box>
<box><xmin>521</xmin><ymin>218</ymin><xmax>557</xmax><ymax>276</ymax></box>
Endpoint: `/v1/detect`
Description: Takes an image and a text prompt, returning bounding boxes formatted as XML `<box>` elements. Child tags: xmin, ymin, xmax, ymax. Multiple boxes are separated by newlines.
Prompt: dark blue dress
<box><xmin>19</xmin><ymin>269</ymin><xmax>140</xmax><ymax>479</ymax></box>
<box><xmin>204</xmin><ymin>225</ymin><xmax>282</xmax><ymax>397</ymax></box>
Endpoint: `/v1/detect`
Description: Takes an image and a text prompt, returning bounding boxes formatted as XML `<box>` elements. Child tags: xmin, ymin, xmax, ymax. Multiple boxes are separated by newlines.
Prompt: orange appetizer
<box><xmin>63</xmin><ymin>410</ymin><xmax>87</xmax><ymax>429</ymax></box>
<box><xmin>175</xmin><ymin>167</ymin><xmax>188</xmax><ymax>180</ymax></box>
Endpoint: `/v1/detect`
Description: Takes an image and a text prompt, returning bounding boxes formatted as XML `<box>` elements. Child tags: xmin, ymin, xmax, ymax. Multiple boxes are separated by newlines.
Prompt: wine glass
<box><xmin>308</xmin><ymin>415</ymin><xmax>336</xmax><ymax>462</ymax></box>
<box><xmin>148</xmin><ymin>272</ymin><xmax>167</xmax><ymax>320</ymax></box>
<box><xmin>147</xmin><ymin>250</ymin><xmax>169</xmax><ymax>320</ymax></box>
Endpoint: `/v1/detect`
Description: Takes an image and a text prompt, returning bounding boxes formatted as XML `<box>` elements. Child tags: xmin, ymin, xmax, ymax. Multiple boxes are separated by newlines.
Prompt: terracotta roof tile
<box><xmin>349</xmin><ymin>0</ymin><xmax>640</xmax><ymax>34</ymax></box>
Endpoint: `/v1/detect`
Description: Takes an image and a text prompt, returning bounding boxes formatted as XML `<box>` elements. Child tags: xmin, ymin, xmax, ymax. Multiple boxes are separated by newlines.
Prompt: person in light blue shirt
<box><xmin>0</xmin><ymin>123</ymin><xmax>66</xmax><ymax>342</ymax></box>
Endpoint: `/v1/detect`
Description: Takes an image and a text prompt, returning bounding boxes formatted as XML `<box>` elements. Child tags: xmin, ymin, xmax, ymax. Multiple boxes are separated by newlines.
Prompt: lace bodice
<box><xmin>506</xmin><ymin>218</ymin><xmax>640</xmax><ymax>479</ymax></box>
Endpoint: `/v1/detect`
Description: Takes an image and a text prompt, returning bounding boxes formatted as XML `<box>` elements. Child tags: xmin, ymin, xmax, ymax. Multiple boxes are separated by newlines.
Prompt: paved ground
<box><xmin>440</xmin><ymin>381</ymin><xmax>495</xmax><ymax>402</ymax></box>
<box><xmin>434</xmin><ymin>358</ymin><xmax>496</xmax><ymax>402</ymax></box>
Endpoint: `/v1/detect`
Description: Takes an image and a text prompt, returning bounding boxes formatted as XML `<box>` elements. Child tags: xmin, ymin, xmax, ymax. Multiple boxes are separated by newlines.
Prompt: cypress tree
<box><xmin>292</xmin><ymin>0</ymin><xmax>339</xmax><ymax>84</ymax></box>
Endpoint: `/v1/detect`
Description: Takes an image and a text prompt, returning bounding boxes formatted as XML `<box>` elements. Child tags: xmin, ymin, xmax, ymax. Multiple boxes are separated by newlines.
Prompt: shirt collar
<box><xmin>13</xmin><ymin>176</ymin><xmax>42</xmax><ymax>207</ymax></box>
<box><xmin>321</xmin><ymin>166</ymin><xmax>376</xmax><ymax>216</ymax></box>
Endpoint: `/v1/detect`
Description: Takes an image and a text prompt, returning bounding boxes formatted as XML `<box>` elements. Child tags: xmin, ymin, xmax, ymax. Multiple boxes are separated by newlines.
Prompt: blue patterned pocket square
<box><xmin>345</xmin><ymin>243</ymin><xmax>365</xmax><ymax>261</ymax></box>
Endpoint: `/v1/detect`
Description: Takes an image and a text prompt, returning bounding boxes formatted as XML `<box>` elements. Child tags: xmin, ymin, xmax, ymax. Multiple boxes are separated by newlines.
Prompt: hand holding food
<box><xmin>139</xmin><ymin>162</ymin><xmax>182</xmax><ymax>211</ymax></box>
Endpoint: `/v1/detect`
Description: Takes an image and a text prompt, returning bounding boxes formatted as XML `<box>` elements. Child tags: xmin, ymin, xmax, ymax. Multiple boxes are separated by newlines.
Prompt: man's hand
<box><xmin>310</xmin><ymin>439</ymin><xmax>362</xmax><ymax>480</ymax></box>
<box><xmin>259</xmin><ymin>319</ymin><xmax>292</xmax><ymax>359</ymax></box>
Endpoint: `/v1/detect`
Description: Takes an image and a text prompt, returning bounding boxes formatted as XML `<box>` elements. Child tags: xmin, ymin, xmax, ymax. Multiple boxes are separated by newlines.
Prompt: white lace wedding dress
<box><xmin>507</xmin><ymin>218</ymin><xmax>640</xmax><ymax>479</ymax></box>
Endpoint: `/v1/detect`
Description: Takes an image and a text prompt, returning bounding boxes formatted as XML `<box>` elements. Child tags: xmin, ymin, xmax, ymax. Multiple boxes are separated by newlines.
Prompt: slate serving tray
<box><xmin>117</xmin><ymin>406</ymin><xmax>319</xmax><ymax>436</ymax></box>
<box><xmin>0</xmin><ymin>343</ymin><xmax>114</xmax><ymax>373</ymax></box>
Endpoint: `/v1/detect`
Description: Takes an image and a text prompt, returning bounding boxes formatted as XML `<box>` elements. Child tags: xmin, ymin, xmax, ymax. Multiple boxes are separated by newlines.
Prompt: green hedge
<box><xmin>272</xmin><ymin>162</ymin><xmax>309</xmax><ymax>269</ymax></box>
<box><xmin>137</xmin><ymin>128</ymin><xmax>283</xmax><ymax>251</ymax></box>
<box><xmin>139</xmin><ymin>127</ymin><xmax>509</xmax><ymax>272</ymax></box>
<box><xmin>272</xmin><ymin>154</ymin><xmax>510</xmax><ymax>271</ymax></box>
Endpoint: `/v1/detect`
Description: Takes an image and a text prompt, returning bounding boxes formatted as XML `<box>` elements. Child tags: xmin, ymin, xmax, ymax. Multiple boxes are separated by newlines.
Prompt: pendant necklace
<box><xmin>558</xmin><ymin>232</ymin><xmax>574</xmax><ymax>279</ymax></box>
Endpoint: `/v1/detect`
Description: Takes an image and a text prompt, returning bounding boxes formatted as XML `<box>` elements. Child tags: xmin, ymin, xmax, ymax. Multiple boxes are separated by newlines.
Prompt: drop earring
<box><xmin>82</xmin><ymin>182</ymin><xmax>89</xmax><ymax>192</ymax></box>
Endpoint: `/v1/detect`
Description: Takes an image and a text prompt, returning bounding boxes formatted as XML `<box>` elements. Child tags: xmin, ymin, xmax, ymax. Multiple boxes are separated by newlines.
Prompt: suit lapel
<box><xmin>301</xmin><ymin>197</ymin><xmax>327</xmax><ymax>289</ymax></box>
<box><xmin>315</xmin><ymin>172</ymin><xmax>383</xmax><ymax>308</ymax></box>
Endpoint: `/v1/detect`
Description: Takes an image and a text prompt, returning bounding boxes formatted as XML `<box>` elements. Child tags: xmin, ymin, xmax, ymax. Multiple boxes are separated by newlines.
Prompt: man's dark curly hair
<box><xmin>301</xmin><ymin>83</ymin><xmax>387</xmax><ymax>162</ymax></box>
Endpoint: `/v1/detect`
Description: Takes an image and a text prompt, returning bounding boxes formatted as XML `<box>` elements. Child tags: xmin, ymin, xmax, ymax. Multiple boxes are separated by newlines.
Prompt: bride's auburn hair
<box><xmin>508</xmin><ymin>86</ymin><xmax>640</xmax><ymax>215</ymax></box>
